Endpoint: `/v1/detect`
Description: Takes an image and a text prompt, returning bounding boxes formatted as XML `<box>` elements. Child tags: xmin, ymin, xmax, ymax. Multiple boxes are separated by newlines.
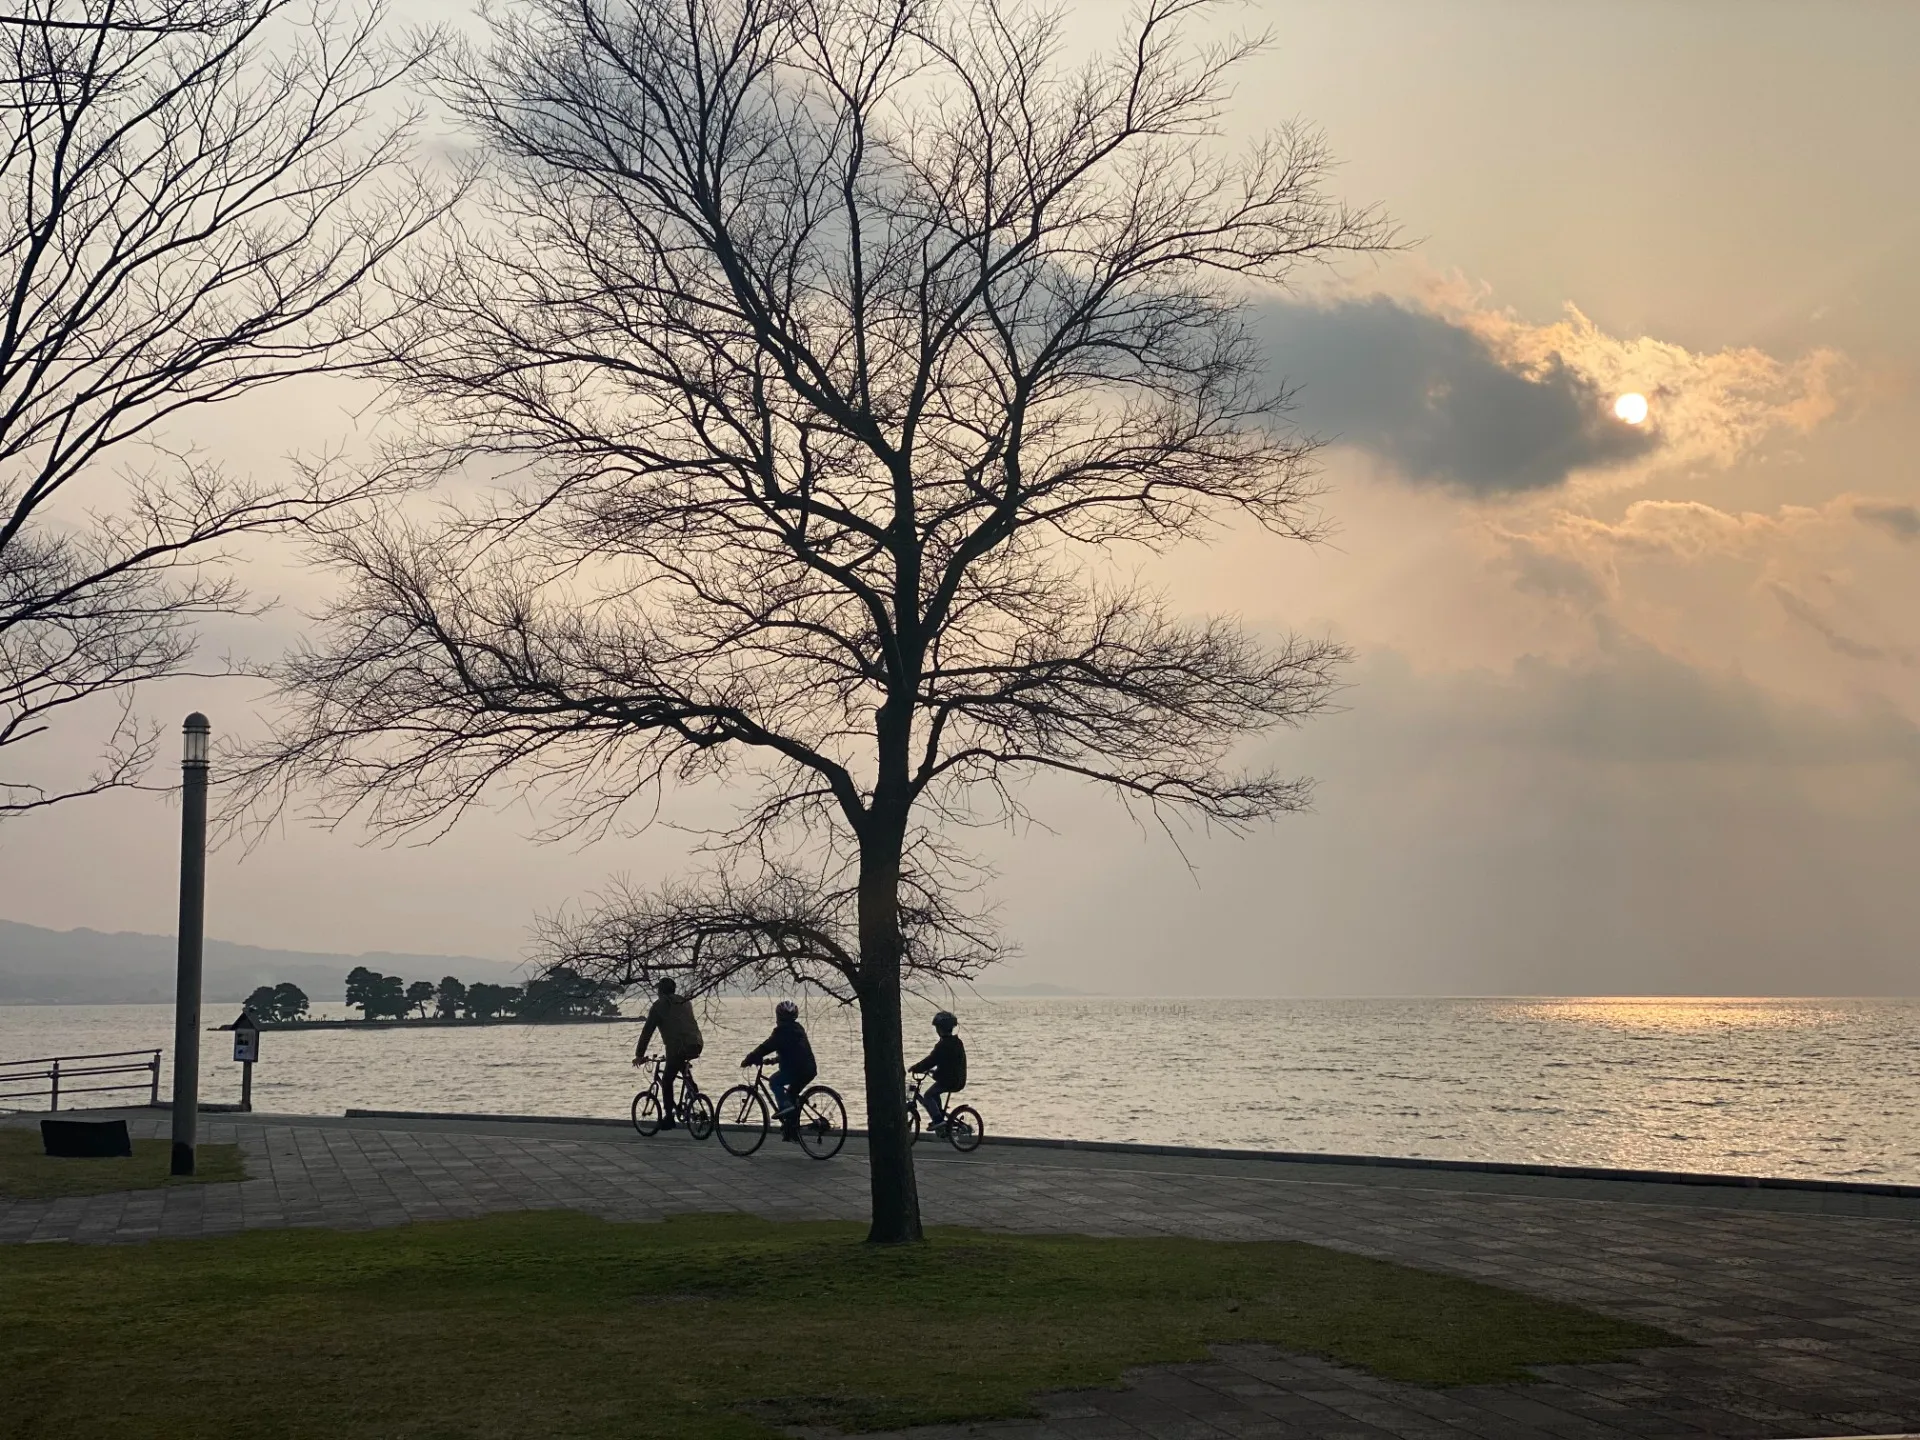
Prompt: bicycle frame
<box><xmin>907</xmin><ymin>1074</ymin><xmax>982</xmax><ymax>1151</ymax></box>
<box><xmin>633</xmin><ymin>1056</ymin><xmax>667</xmax><ymax>1113</ymax></box>
<box><xmin>639</xmin><ymin>1054</ymin><xmax>698</xmax><ymax>1112</ymax></box>
<box><xmin>741</xmin><ymin>1058</ymin><xmax>799</xmax><ymax>1116</ymax></box>
<box><xmin>632</xmin><ymin>1055</ymin><xmax>713</xmax><ymax>1139</ymax></box>
<box><xmin>906</xmin><ymin>1074</ymin><xmax>944</xmax><ymax>1120</ymax></box>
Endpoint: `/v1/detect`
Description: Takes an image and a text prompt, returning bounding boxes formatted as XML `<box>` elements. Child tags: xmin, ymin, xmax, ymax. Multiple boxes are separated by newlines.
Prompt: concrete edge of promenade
<box><xmin>328</xmin><ymin>1106</ymin><xmax>1920</xmax><ymax>1201</ymax></box>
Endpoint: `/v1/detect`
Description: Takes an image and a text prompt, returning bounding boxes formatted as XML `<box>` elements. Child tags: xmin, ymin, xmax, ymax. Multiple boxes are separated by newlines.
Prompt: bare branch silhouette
<box><xmin>536</xmin><ymin>849</ymin><xmax>1004</xmax><ymax>1009</ymax></box>
<box><xmin>0</xmin><ymin>0</ymin><xmax>445</xmax><ymax>813</ymax></box>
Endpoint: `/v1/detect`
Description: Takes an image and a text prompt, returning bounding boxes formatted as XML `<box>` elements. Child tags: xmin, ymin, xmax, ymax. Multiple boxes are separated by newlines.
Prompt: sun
<box><xmin>1614</xmin><ymin>392</ymin><xmax>1650</xmax><ymax>425</ymax></box>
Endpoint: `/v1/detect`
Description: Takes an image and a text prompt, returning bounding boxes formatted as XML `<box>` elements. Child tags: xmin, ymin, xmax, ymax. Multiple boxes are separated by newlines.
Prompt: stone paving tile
<box><xmin>6</xmin><ymin>1111</ymin><xmax>1920</xmax><ymax>1439</ymax></box>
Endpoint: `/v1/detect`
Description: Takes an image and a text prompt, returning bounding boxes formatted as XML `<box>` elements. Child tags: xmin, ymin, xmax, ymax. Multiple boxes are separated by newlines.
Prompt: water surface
<box><xmin>5</xmin><ymin>996</ymin><xmax>1917</xmax><ymax>1182</ymax></box>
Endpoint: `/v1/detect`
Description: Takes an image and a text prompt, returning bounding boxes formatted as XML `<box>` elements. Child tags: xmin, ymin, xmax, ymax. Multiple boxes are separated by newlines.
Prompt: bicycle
<box><xmin>714</xmin><ymin>1059</ymin><xmax>847</xmax><ymax>1160</ymax></box>
<box><xmin>630</xmin><ymin>1055</ymin><xmax>716</xmax><ymax>1140</ymax></box>
<box><xmin>906</xmin><ymin>1074</ymin><xmax>982</xmax><ymax>1152</ymax></box>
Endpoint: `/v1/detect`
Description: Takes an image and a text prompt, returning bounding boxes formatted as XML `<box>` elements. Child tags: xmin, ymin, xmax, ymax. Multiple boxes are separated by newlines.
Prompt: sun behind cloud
<box><xmin>1614</xmin><ymin>392</ymin><xmax>1650</xmax><ymax>425</ymax></box>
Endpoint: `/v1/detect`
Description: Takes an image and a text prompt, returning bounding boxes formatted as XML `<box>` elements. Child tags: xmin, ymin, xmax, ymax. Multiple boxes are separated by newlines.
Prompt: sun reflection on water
<box><xmin>1492</xmin><ymin>997</ymin><xmax>1843</xmax><ymax>1032</ymax></box>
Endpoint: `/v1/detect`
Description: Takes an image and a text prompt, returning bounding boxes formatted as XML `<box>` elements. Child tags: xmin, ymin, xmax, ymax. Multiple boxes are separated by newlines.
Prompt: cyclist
<box><xmin>742</xmin><ymin>999</ymin><xmax>817</xmax><ymax>1141</ymax></box>
<box><xmin>909</xmin><ymin>1009</ymin><xmax>966</xmax><ymax>1132</ymax></box>
<box><xmin>633</xmin><ymin>977</ymin><xmax>704</xmax><ymax>1129</ymax></box>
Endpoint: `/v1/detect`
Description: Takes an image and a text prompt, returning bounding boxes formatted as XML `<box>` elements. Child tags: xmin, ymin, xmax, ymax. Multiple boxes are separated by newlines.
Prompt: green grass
<box><xmin>0</xmin><ymin>1126</ymin><xmax>247</xmax><ymax>1199</ymax></box>
<box><xmin>0</xmin><ymin>1210</ymin><xmax>1677</xmax><ymax>1440</ymax></box>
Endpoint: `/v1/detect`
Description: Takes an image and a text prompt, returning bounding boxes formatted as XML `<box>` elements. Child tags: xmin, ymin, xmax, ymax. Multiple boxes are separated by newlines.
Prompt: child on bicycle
<box><xmin>633</xmin><ymin>976</ymin><xmax>703</xmax><ymax>1129</ymax></box>
<box><xmin>909</xmin><ymin>1009</ymin><xmax>966</xmax><ymax>1132</ymax></box>
<box><xmin>742</xmin><ymin>999</ymin><xmax>817</xmax><ymax>1141</ymax></box>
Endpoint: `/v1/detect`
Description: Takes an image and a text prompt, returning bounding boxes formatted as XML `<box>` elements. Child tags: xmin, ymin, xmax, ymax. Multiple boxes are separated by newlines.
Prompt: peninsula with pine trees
<box><xmin>244</xmin><ymin>965</ymin><xmax>634</xmax><ymax>1029</ymax></box>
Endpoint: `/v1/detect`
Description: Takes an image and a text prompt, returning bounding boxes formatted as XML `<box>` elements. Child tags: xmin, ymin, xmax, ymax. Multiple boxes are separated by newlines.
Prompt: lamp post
<box><xmin>169</xmin><ymin>713</ymin><xmax>210</xmax><ymax>1177</ymax></box>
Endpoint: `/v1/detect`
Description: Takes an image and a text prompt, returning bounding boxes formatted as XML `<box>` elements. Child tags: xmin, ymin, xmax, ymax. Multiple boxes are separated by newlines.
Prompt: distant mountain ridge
<box><xmin>0</xmin><ymin>919</ymin><xmax>526</xmax><ymax>1004</ymax></box>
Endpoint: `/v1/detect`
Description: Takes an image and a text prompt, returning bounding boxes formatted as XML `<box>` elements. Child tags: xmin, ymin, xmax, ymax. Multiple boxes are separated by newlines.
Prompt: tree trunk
<box><xmin>856</xmin><ymin>843</ymin><xmax>922</xmax><ymax>1243</ymax></box>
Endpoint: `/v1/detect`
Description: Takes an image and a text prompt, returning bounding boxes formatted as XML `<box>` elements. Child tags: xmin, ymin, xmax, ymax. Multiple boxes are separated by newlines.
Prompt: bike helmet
<box><xmin>932</xmin><ymin>1009</ymin><xmax>957</xmax><ymax>1031</ymax></box>
<box><xmin>776</xmin><ymin>999</ymin><xmax>799</xmax><ymax>1020</ymax></box>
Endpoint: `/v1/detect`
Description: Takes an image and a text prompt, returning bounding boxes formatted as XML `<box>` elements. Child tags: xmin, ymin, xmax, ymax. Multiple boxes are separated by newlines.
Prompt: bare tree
<box><xmin>0</xmin><ymin>0</ymin><xmax>439</xmax><ymax>813</ymax></box>
<box><xmin>238</xmin><ymin>0</ymin><xmax>1386</xmax><ymax>1241</ymax></box>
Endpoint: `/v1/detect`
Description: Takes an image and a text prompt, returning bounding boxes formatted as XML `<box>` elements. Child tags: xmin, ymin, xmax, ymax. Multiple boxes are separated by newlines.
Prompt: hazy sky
<box><xmin>4</xmin><ymin>0</ymin><xmax>1918</xmax><ymax>996</ymax></box>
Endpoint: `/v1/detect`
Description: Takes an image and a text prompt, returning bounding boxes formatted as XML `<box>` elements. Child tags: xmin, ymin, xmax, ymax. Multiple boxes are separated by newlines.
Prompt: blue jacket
<box><xmin>747</xmin><ymin>1017</ymin><xmax>817</xmax><ymax>1082</ymax></box>
<box><xmin>913</xmin><ymin>1033</ymin><xmax>966</xmax><ymax>1090</ymax></box>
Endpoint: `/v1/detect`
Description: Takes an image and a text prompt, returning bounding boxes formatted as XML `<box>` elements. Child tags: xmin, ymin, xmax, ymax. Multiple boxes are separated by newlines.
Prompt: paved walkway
<box><xmin>7</xmin><ymin>1110</ymin><xmax>1920</xmax><ymax>1440</ymax></box>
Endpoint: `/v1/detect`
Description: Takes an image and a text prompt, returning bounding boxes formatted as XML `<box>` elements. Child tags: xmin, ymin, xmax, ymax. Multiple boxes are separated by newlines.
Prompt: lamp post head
<box><xmin>182</xmin><ymin>713</ymin><xmax>210</xmax><ymax>767</ymax></box>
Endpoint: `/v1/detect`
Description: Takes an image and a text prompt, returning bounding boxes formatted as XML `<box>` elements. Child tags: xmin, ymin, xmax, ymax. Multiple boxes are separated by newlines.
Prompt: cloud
<box><xmin>1529</xmin><ymin>498</ymin><xmax>1816</xmax><ymax>564</ymax></box>
<box><xmin>1473</xmin><ymin>493</ymin><xmax>1920</xmax><ymax>690</ymax></box>
<box><xmin>1482</xmin><ymin>499</ymin><xmax>1808</xmax><ymax>616</ymax></box>
<box><xmin>1499</xmin><ymin>534</ymin><xmax>1610</xmax><ymax>609</ymax></box>
<box><xmin>1254</xmin><ymin>296</ymin><xmax>1655</xmax><ymax>494</ymax></box>
<box><xmin>1855</xmin><ymin>500</ymin><xmax>1920</xmax><ymax>541</ymax></box>
<box><xmin>1255</xmin><ymin>287</ymin><xmax>1849</xmax><ymax>498</ymax></box>
<box><xmin>1351</xmin><ymin>641</ymin><xmax>1920</xmax><ymax>768</ymax></box>
<box><xmin>1456</xmin><ymin>299</ymin><xmax>1848</xmax><ymax>481</ymax></box>
<box><xmin>1768</xmin><ymin>582</ymin><xmax>1914</xmax><ymax>667</ymax></box>
<box><xmin>982</xmin><ymin>642</ymin><xmax>1920</xmax><ymax>998</ymax></box>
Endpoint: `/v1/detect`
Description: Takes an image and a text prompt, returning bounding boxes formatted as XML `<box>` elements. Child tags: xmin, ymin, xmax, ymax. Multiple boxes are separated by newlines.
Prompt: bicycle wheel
<box><xmin>715</xmin><ymin>1085</ymin><xmax>770</xmax><ymax>1156</ymax></box>
<box><xmin>794</xmin><ymin>1086</ymin><xmax>847</xmax><ymax>1161</ymax></box>
<box><xmin>631</xmin><ymin>1086</ymin><xmax>663</xmax><ymax>1137</ymax></box>
<box><xmin>668</xmin><ymin>1072</ymin><xmax>705</xmax><ymax>1136</ymax></box>
<box><xmin>945</xmin><ymin>1105</ymin><xmax>983</xmax><ymax>1153</ymax></box>
<box><xmin>685</xmin><ymin>1089</ymin><xmax>717</xmax><ymax>1141</ymax></box>
<box><xmin>906</xmin><ymin>1099</ymin><xmax>922</xmax><ymax>1143</ymax></box>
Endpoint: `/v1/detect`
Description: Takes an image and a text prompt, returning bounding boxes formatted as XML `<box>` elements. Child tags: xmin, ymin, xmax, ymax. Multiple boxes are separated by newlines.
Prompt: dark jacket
<box><xmin>913</xmin><ymin>1033</ymin><xmax>966</xmax><ymax>1091</ymax></box>
<box><xmin>746</xmin><ymin>1017</ymin><xmax>817</xmax><ymax>1084</ymax></box>
<box><xmin>637</xmin><ymin>993</ymin><xmax>704</xmax><ymax>1061</ymax></box>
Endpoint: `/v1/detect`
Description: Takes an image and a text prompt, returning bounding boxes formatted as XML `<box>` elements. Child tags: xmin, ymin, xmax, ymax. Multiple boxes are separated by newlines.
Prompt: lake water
<box><xmin>5</xmin><ymin>996</ymin><xmax>1919</xmax><ymax>1183</ymax></box>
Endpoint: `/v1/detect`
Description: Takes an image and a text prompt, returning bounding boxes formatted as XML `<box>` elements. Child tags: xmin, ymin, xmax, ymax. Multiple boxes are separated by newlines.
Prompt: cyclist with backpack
<box><xmin>909</xmin><ymin>1009</ymin><xmax>966</xmax><ymax>1133</ymax></box>
<box><xmin>742</xmin><ymin>999</ymin><xmax>818</xmax><ymax>1141</ymax></box>
<box><xmin>633</xmin><ymin>977</ymin><xmax>704</xmax><ymax>1129</ymax></box>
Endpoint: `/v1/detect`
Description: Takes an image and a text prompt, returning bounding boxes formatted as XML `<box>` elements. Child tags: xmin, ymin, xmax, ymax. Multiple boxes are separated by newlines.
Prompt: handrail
<box><xmin>1</xmin><ymin>1048</ymin><xmax>166</xmax><ymax>1067</ymax></box>
<box><xmin>0</xmin><ymin>1048</ymin><xmax>162</xmax><ymax>1112</ymax></box>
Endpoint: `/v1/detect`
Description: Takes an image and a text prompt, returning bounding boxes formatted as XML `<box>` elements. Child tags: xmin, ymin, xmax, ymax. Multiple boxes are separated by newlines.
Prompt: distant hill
<box><xmin>0</xmin><ymin>919</ymin><xmax>527</xmax><ymax>1004</ymax></box>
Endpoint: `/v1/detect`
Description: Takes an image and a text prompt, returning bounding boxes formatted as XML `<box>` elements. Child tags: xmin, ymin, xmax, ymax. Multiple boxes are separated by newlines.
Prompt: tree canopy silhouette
<box><xmin>240</xmin><ymin>0</ymin><xmax>1387</xmax><ymax>1241</ymax></box>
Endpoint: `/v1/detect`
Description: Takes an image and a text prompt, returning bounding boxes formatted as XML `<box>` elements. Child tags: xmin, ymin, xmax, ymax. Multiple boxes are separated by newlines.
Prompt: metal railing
<box><xmin>0</xmin><ymin>1049</ymin><xmax>162</xmax><ymax>1112</ymax></box>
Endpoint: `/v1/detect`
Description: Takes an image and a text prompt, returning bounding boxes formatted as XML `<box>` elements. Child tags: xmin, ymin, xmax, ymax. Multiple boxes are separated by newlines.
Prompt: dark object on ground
<box><xmin>40</xmin><ymin>1118</ymin><xmax>131</xmax><ymax>1158</ymax></box>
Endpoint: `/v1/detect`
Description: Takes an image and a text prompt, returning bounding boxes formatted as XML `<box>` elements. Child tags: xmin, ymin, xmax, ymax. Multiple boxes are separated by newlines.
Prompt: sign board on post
<box><xmin>229</xmin><ymin>1009</ymin><xmax>260</xmax><ymax>1112</ymax></box>
<box><xmin>231</xmin><ymin>1010</ymin><xmax>260</xmax><ymax>1064</ymax></box>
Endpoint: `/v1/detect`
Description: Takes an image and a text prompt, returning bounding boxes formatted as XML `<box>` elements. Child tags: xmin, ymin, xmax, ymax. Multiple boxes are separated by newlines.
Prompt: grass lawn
<box><xmin>1</xmin><ymin>1210</ymin><xmax>1678</xmax><ymax>1440</ymax></box>
<box><xmin>0</xmin><ymin>1126</ymin><xmax>247</xmax><ymax>1199</ymax></box>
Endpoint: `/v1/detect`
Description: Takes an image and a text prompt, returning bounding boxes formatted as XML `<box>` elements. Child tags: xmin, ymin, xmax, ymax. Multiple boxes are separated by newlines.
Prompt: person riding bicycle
<box><xmin>909</xmin><ymin>1009</ymin><xmax>966</xmax><ymax>1132</ymax></box>
<box><xmin>743</xmin><ymin>999</ymin><xmax>817</xmax><ymax>1142</ymax></box>
<box><xmin>633</xmin><ymin>977</ymin><xmax>703</xmax><ymax>1129</ymax></box>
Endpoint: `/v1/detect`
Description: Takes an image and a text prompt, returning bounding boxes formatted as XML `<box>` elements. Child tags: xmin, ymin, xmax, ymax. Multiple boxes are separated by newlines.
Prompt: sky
<box><xmin>3</xmin><ymin>0</ymin><xmax>1918</xmax><ymax>996</ymax></box>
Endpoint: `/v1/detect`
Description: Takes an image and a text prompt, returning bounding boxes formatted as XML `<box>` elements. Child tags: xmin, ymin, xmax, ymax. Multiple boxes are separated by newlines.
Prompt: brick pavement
<box><xmin>6</xmin><ymin>1110</ymin><xmax>1920</xmax><ymax>1440</ymax></box>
